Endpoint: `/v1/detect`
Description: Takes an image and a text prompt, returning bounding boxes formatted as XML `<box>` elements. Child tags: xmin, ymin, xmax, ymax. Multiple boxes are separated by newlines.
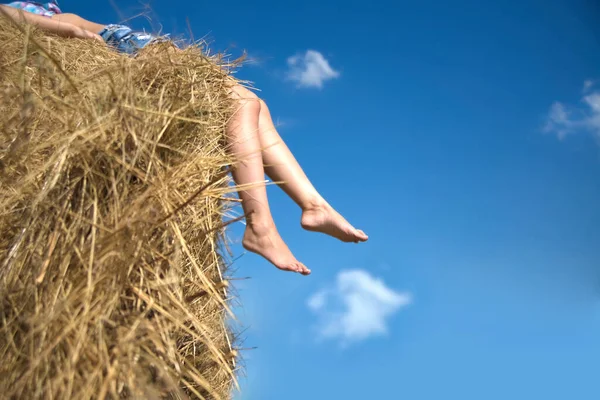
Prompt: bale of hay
<box><xmin>0</xmin><ymin>18</ymin><xmax>240</xmax><ymax>400</ymax></box>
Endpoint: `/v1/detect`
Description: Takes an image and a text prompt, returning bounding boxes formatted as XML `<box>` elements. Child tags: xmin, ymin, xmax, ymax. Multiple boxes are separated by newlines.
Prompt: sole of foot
<box><xmin>242</xmin><ymin>223</ymin><xmax>311</xmax><ymax>275</ymax></box>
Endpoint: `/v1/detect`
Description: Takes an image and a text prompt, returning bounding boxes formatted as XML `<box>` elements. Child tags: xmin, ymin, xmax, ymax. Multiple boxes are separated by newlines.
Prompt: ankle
<box><xmin>301</xmin><ymin>197</ymin><xmax>328</xmax><ymax>212</ymax></box>
<box><xmin>246</xmin><ymin>218</ymin><xmax>276</xmax><ymax>236</ymax></box>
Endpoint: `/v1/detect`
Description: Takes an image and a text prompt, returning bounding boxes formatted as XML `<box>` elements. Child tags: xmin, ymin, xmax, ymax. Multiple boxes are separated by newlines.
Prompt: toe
<box><xmin>279</xmin><ymin>263</ymin><xmax>298</xmax><ymax>273</ymax></box>
<box><xmin>356</xmin><ymin>229</ymin><xmax>368</xmax><ymax>241</ymax></box>
<box><xmin>291</xmin><ymin>263</ymin><xmax>303</xmax><ymax>274</ymax></box>
<box><xmin>299</xmin><ymin>263</ymin><xmax>311</xmax><ymax>275</ymax></box>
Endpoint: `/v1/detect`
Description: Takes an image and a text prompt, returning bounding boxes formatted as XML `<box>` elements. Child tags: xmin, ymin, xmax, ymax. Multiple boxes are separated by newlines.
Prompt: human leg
<box><xmin>227</xmin><ymin>86</ymin><xmax>310</xmax><ymax>275</ymax></box>
<box><xmin>256</xmin><ymin>99</ymin><xmax>368</xmax><ymax>243</ymax></box>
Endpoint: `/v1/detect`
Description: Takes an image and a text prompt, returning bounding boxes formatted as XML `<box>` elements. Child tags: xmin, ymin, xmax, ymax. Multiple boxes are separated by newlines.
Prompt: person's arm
<box><xmin>0</xmin><ymin>5</ymin><xmax>101</xmax><ymax>41</ymax></box>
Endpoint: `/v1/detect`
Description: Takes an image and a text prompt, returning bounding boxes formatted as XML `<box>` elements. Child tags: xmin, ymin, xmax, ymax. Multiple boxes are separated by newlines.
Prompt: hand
<box><xmin>58</xmin><ymin>22</ymin><xmax>103</xmax><ymax>42</ymax></box>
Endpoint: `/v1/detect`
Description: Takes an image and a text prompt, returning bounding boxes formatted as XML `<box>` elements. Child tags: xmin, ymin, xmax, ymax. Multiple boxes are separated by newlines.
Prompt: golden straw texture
<box><xmin>0</xmin><ymin>18</ymin><xmax>240</xmax><ymax>400</ymax></box>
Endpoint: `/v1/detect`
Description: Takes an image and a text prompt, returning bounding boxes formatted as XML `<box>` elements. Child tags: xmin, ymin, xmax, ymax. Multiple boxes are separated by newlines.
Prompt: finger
<box><xmin>81</xmin><ymin>29</ymin><xmax>101</xmax><ymax>41</ymax></box>
<box><xmin>88</xmin><ymin>31</ymin><xmax>103</xmax><ymax>42</ymax></box>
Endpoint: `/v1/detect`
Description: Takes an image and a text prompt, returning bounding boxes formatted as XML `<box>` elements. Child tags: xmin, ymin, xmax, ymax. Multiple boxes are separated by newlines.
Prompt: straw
<box><xmin>0</xmin><ymin>17</ymin><xmax>241</xmax><ymax>400</ymax></box>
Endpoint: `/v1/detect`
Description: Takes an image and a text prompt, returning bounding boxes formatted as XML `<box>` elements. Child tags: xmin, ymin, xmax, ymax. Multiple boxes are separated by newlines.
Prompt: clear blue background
<box><xmin>66</xmin><ymin>1</ymin><xmax>600</xmax><ymax>399</ymax></box>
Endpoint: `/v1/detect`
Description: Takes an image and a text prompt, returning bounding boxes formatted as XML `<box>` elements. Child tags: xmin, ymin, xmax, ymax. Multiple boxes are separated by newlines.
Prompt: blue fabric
<box><xmin>98</xmin><ymin>24</ymin><xmax>162</xmax><ymax>55</ymax></box>
<box><xmin>4</xmin><ymin>1</ymin><xmax>61</xmax><ymax>17</ymax></box>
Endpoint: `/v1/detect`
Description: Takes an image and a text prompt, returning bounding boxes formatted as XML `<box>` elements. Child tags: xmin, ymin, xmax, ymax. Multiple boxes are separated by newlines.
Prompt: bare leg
<box><xmin>257</xmin><ymin>99</ymin><xmax>368</xmax><ymax>243</ymax></box>
<box><xmin>227</xmin><ymin>86</ymin><xmax>310</xmax><ymax>275</ymax></box>
<box><xmin>51</xmin><ymin>13</ymin><xmax>106</xmax><ymax>34</ymax></box>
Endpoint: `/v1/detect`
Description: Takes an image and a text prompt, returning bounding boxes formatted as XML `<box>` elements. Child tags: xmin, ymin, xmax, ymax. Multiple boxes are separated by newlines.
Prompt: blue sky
<box><xmin>67</xmin><ymin>1</ymin><xmax>600</xmax><ymax>399</ymax></box>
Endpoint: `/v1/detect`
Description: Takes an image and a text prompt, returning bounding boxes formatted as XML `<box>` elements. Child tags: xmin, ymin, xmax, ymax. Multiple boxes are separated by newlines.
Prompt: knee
<box><xmin>230</xmin><ymin>85</ymin><xmax>261</xmax><ymax>113</ymax></box>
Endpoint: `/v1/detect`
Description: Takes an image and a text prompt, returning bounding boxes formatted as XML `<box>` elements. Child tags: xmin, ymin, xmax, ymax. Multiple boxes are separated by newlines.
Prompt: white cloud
<box><xmin>307</xmin><ymin>269</ymin><xmax>412</xmax><ymax>345</ymax></box>
<box><xmin>286</xmin><ymin>50</ymin><xmax>340</xmax><ymax>89</ymax></box>
<box><xmin>544</xmin><ymin>81</ymin><xmax>600</xmax><ymax>141</ymax></box>
<box><xmin>307</xmin><ymin>289</ymin><xmax>327</xmax><ymax>310</ymax></box>
<box><xmin>545</xmin><ymin>102</ymin><xmax>573</xmax><ymax>140</ymax></box>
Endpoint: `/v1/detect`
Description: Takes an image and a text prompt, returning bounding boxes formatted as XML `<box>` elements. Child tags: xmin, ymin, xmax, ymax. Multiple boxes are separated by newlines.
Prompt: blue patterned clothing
<box><xmin>99</xmin><ymin>24</ymin><xmax>163</xmax><ymax>55</ymax></box>
<box><xmin>4</xmin><ymin>1</ymin><xmax>61</xmax><ymax>17</ymax></box>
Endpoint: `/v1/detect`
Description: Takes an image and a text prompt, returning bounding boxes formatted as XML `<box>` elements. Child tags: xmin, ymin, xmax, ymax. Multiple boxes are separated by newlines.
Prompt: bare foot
<box><xmin>301</xmin><ymin>202</ymin><xmax>368</xmax><ymax>243</ymax></box>
<box><xmin>242</xmin><ymin>222</ymin><xmax>311</xmax><ymax>275</ymax></box>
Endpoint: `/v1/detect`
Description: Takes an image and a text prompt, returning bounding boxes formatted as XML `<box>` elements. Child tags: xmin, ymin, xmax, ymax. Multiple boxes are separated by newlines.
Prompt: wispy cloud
<box><xmin>583</xmin><ymin>79</ymin><xmax>595</xmax><ymax>93</ymax></box>
<box><xmin>286</xmin><ymin>50</ymin><xmax>340</xmax><ymax>89</ymax></box>
<box><xmin>544</xmin><ymin>80</ymin><xmax>600</xmax><ymax>141</ymax></box>
<box><xmin>307</xmin><ymin>269</ymin><xmax>412</xmax><ymax>346</ymax></box>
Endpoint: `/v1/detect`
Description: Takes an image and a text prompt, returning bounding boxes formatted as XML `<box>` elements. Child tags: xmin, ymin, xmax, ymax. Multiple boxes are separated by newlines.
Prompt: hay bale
<box><xmin>0</xmin><ymin>18</ymin><xmax>239</xmax><ymax>399</ymax></box>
